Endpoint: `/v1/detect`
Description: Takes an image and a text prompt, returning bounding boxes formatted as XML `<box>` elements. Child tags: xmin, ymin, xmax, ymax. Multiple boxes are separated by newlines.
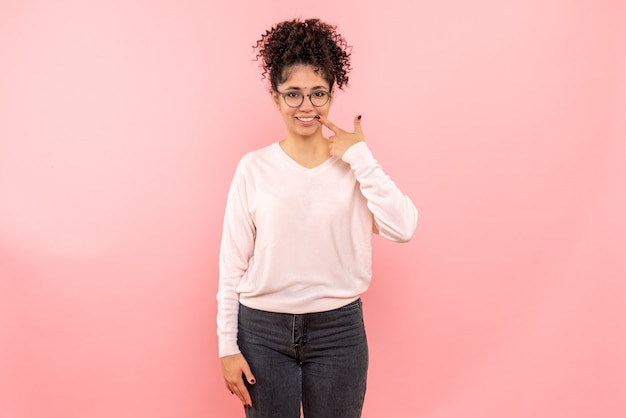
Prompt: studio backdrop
<box><xmin>1</xmin><ymin>1</ymin><xmax>624</xmax><ymax>417</ymax></box>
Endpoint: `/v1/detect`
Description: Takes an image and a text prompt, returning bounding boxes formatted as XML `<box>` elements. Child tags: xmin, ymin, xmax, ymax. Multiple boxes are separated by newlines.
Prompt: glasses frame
<box><xmin>275</xmin><ymin>89</ymin><xmax>332</xmax><ymax>108</ymax></box>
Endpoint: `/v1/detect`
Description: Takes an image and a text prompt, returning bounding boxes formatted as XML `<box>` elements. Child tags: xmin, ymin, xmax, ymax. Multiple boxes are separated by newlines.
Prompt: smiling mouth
<box><xmin>296</xmin><ymin>115</ymin><xmax>321</xmax><ymax>122</ymax></box>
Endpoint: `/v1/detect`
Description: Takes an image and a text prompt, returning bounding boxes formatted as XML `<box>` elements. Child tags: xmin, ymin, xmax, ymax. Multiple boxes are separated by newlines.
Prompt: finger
<box><xmin>224</xmin><ymin>381</ymin><xmax>234</xmax><ymax>394</ymax></box>
<box><xmin>353</xmin><ymin>115</ymin><xmax>363</xmax><ymax>134</ymax></box>
<box><xmin>234</xmin><ymin>384</ymin><xmax>252</xmax><ymax>407</ymax></box>
<box><xmin>319</xmin><ymin>117</ymin><xmax>342</xmax><ymax>134</ymax></box>
<box><xmin>241</xmin><ymin>364</ymin><xmax>256</xmax><ymax>386</ymax></box>
<box><xmin>232</xmin><ymin>386</ymin><xmax>245</xmax><ymax>405</ymax></box>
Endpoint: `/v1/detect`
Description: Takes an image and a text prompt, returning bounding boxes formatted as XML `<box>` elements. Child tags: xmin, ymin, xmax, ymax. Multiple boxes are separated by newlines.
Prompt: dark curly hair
<box><xmin>254</xmin><ymin>18</ymin><xmax>352</xmax><ymax>91</ymax></box>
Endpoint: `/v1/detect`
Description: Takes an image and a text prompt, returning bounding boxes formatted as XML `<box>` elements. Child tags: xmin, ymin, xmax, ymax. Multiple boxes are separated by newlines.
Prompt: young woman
<box><xmin>217</xmin><ymin>18</ymin><xmax>418</xmax><ymax>418</ymax></box>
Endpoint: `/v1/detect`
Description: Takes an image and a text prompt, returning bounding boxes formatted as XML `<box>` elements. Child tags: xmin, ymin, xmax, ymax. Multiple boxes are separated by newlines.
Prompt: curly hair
<box><xmin>254</xmin><ymin>18</ymin><xmax>352</xmax><ymax>91</ymax></box>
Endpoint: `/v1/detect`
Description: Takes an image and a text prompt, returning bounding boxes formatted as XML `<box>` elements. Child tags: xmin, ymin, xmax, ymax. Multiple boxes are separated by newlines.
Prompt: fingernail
<box><xmin>357</xmin><ymin>115</ymin><xmax>362</xmax><ymax>120</ymax></box>
<box><xmin>250</xmin><ymin>379</ymin><xmax>256</xmax><ymax>384</ymax></box>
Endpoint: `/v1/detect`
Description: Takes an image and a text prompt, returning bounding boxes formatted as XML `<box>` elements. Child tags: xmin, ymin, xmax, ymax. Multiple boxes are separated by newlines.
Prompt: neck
<box><xmin>280</xmin><ymin>135</ymin><xmax>331</xmax><ymax>168</ymax></box>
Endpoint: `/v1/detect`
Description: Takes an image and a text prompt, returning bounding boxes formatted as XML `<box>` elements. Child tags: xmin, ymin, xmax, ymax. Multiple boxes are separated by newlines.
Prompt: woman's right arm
<box><xmin>216</xmin><ymin>160</ymin><xmax>257</xmax><ymax>405</ymax></box>
<box><xmin>217</xmin><ymin>158</ymin><xmax>255</xmax><ymax>356</ymax></box>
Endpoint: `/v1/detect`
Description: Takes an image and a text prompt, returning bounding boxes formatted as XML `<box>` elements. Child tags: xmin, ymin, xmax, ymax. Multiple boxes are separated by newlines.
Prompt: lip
<box><xmin>295</xmin><ymin>116</ymin><xmax>319</xmax><ymax>125</ymax></box>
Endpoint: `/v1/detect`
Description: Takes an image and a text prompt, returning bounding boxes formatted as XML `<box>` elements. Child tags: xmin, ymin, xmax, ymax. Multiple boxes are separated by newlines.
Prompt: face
<box><xmin>271</xmin><ymin>64</ymin><xmax>334</xmax><ymax>140</ymax></box>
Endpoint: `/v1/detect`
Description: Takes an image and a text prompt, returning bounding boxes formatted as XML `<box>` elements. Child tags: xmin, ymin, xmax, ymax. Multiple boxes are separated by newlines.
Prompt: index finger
<box><xmin>318</xmin><ymin>117</ymin><xmax>342</xmax><ymax>134</ymax></box>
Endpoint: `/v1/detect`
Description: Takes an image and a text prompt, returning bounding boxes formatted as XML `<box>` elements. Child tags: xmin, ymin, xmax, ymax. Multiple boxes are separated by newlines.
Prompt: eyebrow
<box><xmin>282</xmin><ymin>85</ymin><xmax>329</xmax><ymax>91</ymax></box>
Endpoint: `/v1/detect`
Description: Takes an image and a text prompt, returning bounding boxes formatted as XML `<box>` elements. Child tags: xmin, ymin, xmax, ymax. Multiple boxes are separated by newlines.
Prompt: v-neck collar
<box><xmin>273</xmin><ymin>142</ymin><xmax>338</xmax><ymax>176</ymax></box>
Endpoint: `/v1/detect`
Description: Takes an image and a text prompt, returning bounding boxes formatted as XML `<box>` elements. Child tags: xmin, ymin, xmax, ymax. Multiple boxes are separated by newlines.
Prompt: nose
<box><xmin>299</xmin><ymin>94</ymin><xmax>315</xmax><ymax>111</ymax></box>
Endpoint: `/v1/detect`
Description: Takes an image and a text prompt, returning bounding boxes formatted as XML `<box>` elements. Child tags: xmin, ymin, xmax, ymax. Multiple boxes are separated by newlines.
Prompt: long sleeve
<box><xmin>341</xmin><ymin>142</ymin><xmax>418</xmax><ymax>242</ymax></box>
<box><xmin>216</xmin><ymin>158</ymin><xmax>255</xmax><ymax>357</ymax></box>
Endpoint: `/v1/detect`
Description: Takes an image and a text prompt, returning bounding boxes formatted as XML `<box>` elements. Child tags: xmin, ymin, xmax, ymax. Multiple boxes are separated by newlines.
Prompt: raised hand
<box><xmin>319</xmin><ymin>115</ymin><xmax>364</xmax><ymax>159</ymax></box>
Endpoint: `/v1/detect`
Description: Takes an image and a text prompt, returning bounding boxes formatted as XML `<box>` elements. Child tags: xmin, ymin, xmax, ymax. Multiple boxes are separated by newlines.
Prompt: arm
<box><xmin>342</xmin><ymin>141</ymin><xmax>417</xmax><ymax>242</ymax></box>
<box><xmin>217</xmin><ymin>159</ymin><xmax>257</xmax><ymax>406</ymax></box>
<box><xmin>321</xmin><ymin>116</ymin><xmax>418</xmax><ymax>242</ymax></box>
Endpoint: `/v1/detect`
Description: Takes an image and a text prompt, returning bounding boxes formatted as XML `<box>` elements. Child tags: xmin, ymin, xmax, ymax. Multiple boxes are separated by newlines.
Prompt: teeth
<box><xmin>298</xmin><ymin>117</ymin><xmax>315</xmax><ymax>122</ymax></box>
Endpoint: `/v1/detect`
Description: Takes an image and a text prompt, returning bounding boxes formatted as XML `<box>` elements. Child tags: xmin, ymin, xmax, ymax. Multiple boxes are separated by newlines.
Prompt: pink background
<box><xmin>1</xmin><ymin>1</ymin><xmax>625</xmax><ymax>417</ymax></box>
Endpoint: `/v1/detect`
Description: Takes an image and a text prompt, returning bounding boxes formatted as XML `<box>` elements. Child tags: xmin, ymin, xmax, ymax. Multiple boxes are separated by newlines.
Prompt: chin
<box><xmin>289</xmin><ymin>125</ymin><xmax>320</xmax><ymax>138</ymax></box>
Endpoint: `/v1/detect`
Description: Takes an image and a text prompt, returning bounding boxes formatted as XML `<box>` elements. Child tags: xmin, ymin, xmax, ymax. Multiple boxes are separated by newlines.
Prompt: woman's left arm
<box><xmin>321</xmin><ymin>116</ymin><xmax>418</xmax><ymax>242</ymax></box>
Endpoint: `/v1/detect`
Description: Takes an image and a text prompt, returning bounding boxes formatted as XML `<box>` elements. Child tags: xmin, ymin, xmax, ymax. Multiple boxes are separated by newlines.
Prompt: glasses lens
<box><xmin>284</xmin><ymin>92</ymin><xmax>303</xmax><ymax>107</ymax></box>
<box><xmin>310</xmin><ymin>91</ymin><xmax>330</xmax><ymax>107</ymax></box>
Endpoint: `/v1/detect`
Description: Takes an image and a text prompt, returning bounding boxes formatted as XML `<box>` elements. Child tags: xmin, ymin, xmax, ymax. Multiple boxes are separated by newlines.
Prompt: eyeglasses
<box><xmin>275</xmin><ymin>90</ymin><xmax>332</xmax><ymax>108</ymax></box>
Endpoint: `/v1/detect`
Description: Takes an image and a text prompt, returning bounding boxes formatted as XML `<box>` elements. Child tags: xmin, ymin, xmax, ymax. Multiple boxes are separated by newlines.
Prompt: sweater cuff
<box><xmin>341</xmin><ymin>141</ymin><xmax>373</xmax><ymax>165</ymax></box>
<box><xmin>219</xmin><ymin>338</ymin><xmax>241</xmax><ymax>358</ymax></box>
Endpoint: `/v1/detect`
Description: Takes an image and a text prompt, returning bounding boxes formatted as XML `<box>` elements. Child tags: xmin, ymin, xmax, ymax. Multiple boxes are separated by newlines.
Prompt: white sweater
<box><xmin>217</xmin><ymin>141</ymin><xmax>417</xmax><ymax>357</ymax></box>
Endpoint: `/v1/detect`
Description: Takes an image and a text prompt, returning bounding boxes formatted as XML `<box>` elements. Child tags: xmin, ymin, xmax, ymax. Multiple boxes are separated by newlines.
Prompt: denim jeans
<box><xmin>238</xmin><ymin>299</ymin><xmax>369</xmax><ymax>418</ymax></box>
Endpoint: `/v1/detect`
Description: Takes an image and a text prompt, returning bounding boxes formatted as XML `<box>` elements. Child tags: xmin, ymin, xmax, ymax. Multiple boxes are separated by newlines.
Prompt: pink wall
<box><xmin>1</xmin><ymin>1</ymin><xmax>624</xmax><ymax>417</ymax></box>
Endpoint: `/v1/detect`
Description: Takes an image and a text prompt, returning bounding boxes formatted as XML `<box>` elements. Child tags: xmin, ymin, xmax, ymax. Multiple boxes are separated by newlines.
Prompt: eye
<box><xmin>313</xmin><ymin>91</ymin><xmax>328</xmax><ymax>97</ymax></box>
<box><xmin>285</xmin><ymin>92</ymin><xmax>301</xmax><ymax>98</ymax></box>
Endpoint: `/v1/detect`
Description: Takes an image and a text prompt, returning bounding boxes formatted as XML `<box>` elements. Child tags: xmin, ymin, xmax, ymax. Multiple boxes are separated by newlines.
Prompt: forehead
<box><xmin>279</xmin><ymin>64</ymin><xmax>329</xmax><ymax>90</ymax></box>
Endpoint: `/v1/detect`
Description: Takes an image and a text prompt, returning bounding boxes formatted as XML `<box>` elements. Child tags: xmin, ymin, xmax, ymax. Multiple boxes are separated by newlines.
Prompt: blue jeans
<box><xmin>238</xmin><ymin>299</ymin><xmax>369</xmax><ymax>418</ymax></box>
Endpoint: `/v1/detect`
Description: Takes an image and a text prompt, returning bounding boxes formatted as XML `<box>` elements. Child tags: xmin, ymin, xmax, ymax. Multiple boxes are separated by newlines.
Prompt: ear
<box><xmin>270</xmin><ymin>90</ymin><xmax>281</xmax><ymax>110</ymax></box>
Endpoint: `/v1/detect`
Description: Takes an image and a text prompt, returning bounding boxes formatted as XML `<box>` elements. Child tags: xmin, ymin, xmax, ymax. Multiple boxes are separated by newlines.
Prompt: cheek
<box><xmin>280</xmin><ymin>108</ymin><xmax>296</xmax><ymax>121</ymax></box>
